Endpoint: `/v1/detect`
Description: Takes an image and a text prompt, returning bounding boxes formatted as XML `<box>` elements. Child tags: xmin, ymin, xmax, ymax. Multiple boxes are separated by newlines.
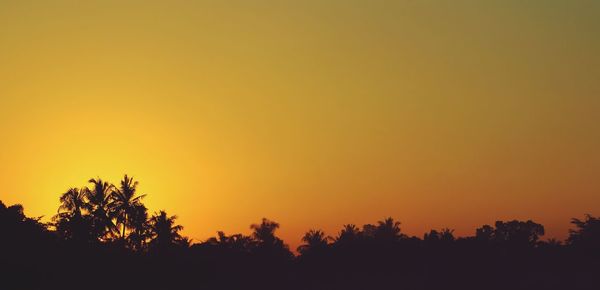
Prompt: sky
<box><xmin>1</xmin><ymin>0</ymin><xmax>599</xmax><ymax>249</ymax></box>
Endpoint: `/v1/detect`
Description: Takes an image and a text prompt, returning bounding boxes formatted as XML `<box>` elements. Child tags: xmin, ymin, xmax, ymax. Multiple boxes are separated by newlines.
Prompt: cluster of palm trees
<box><xmin>49</xmin><ymin>175</ymin><xmax>600</xmax><ymax>258</ymax></box>
<box><xmin>53</xmin><ymin>175</ymin><xmax>187</xmax><ymax>251</ymax></box>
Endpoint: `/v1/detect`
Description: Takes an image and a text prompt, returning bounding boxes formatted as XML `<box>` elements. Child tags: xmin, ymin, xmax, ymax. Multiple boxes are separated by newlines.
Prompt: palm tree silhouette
<box><xmin>127</xmin><ymin>203</ymin><xmax>150</xmax><ymax>250</ymax></box>
<box><xmin>57</xmin><ymin>188</ymin><xmax>86</xmax><ymax>218</ymax></box>
<box><xmin>54</xmin><ymin>187</ymin><xmax>92</xmax><ymax>242</ymax></box>
<box><xmin>440</xmin><ymin>228</ymin><xmax>455</xmax><ymax>241</ymax></box>
<box><xmin>374</xmin><ymin>217</ymin><xmax>404</xmax><ymax>242</ymax></box>
<box><xmin>112</xmin><ymin>175</ymin><xmax>146</xmax><ymax>241</ymax></box>
<box><xmin>85</xmin><ymin>178</ymin><xmax>117</xmax><ymax>241</ymax></box>
<box><xmin>297</xmin><ymin>229</ymin><xmax>329</xmax><ymax>255</ymax></box>
<box><xmin>250</xmin><ymin>218</ymin><xmax>281</xmax><ymax>246</ymax></box>
<box><xmin>149</xmin><ymin>210</ymin><xmax>183</xmax><ymax>251</ymax></box>
<box><xmin>335</xmin><ymin>224</ymin><xmax>361</xmax><ymax>244</ymax></box>
<box><xmin>250</xmin><ymin>218</ymin><xmax>292</xmax><ymax>259</ymax></box>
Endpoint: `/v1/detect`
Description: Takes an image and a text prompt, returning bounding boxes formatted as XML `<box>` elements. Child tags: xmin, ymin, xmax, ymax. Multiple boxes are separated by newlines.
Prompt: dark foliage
<box><xmin>1</xmin><ymin>176</ymin><xmax>598</xmax><ymax>290</ymax></box>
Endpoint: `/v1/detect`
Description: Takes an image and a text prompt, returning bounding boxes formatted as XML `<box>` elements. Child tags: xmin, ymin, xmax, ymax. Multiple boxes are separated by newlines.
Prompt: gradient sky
<box><xmin>1</xmin><ymin>1</ymin><xmax>599</xmax><ymax>249</ymax></box>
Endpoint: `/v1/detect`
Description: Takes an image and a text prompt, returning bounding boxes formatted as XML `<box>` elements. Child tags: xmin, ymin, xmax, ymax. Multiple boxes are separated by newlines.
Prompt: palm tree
<box><xmin>112</xmin><ymin>175</ymin><xmax>146</xmax><ymax>240</ymax></box>
<box><xmin>57</xmin><ymin>188</ymin><xmax>86</xmax><ymax>218</ymax></box>
<box><xmin>250</xmin><ymin>218</ymin><xmax>280</xmax><ymax>246</ymax></box>
<box><xmin>85</xmin><ymin>178</ymin><xmax>117</xmax><ymax>241</ymax></box>
<box><xmin>127</xmin><ymin>203</ymin><xmax>150</xmax><ymax>251</ymax></box>
<box><xmin>335</xmin><ymin>224</ymin><xmax>361</xmax><ymax>244</ymax></box>
<box><xmin>54</xmin><ymin>187</ymin><xmax>93</xmax><ymax>242</ymax></box>
<box><xmin>149</xmin><ymin>210</ymin><xmax>183</xmax><ymax>251</ymax></box>
<box><xmin>440</xmin><ymin>228</ymin><xmax>455</xmax><ymax>242</ymax></box>
<box><xmin>374</xmin><ymin>217</ymin><xmax>404</xmax><ymax>242</ymax></box>
<box><xmin>249</xmin><ymin>218</ymin><xmax>292</xmax><ymax>259</ymax></box>
<box><xmin>297</xmin><ymin>229</ymin><xmax>329</xmax><ymax>255</ymax></box>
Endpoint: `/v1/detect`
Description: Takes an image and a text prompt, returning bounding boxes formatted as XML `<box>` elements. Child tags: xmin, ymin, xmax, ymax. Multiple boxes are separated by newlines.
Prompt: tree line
<box><xmin>1</xmin><ymin>175</ymin><xmax>599</xmax><ymax>290</ymax></box>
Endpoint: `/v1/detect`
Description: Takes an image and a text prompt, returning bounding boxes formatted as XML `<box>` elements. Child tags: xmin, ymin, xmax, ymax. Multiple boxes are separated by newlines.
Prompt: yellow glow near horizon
<box><xmin>1</xmin><ymin>1</ymin><xmax>599</xmax><ymax>249</ymax></box>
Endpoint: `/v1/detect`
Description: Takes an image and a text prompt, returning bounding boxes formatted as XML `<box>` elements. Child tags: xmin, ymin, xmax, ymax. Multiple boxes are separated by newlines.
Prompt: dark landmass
<box><xmin>1</xmin><ymin>175</ymin><xmax>599</xmax><ymax>290</ymax></box>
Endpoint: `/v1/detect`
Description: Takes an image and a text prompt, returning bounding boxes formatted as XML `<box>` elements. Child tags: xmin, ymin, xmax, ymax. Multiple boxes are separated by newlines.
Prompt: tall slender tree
<box><xmin>112</xmin><ymin>175</ymin><xmax>146</xmax><ymax>241</ymax></box>
<box><xmin>85</xmin><ymin>178</ymin><xmax>117</xmax><ymax>241</ymax></box>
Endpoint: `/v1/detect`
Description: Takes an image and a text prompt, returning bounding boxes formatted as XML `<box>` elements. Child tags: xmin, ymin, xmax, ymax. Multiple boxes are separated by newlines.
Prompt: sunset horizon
<box><xmin>1</xmin><ymin>1</ymin><xmax>599</xmax><ymax>289</ymax></box>
<box><xmin>2</xmin><ymin>173</ymin><xmax>593</xmax><ymax>251</ymax></box>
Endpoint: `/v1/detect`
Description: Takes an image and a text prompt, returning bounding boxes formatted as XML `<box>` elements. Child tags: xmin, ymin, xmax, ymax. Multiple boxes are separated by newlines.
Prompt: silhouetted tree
<box><xmin>424</xmin><ymin>229</ymin><xmax>440</xmax><ymax>241</ymax></box>
<box><xmin>53</xmin><ymin>188</ymin><xmax>93</xmax><ymax>242</ymax></box>
<box><xmin>568</xmin><ymin>214</ymin><xmax>600</xmax><ymax>253</ymax></box>
<box><xmin>112</xmin><ymin>175</ymin><xmax>146</xmax><ymax>242</ymax></box>
<box><xmin>251</xmin><ymin>218</ymin><xmax>280</xmax><ymax>245</ymax></box>
<box><xmin>0</xmin><ymin>201</ymin><xmax>51</xmax><ymax>251</ymax></box>
<box><xmin>334</xmin><ymin>224</ymin><xmax>361</xmax><ymax>245</ymax></box>
<box><xmin>440</xmin><ymin>228</ymin><xmax>455</xmax><ymax>241</ymax></box>
<box><xmin>126</xmin><ymin>203</ymin><xmax>151</xmax><ymax>251</ymax></box>
<box><xmin>250</xmin><ymin>218</ymin><xmax>292</xmax><ymax>259</ymax></box>
<box><xmin>0</xmin><ymin>201</ymin><xmax>47</xmax><ymax>239</ymax></box>
<box><xmin>297</xmin><ymin>229</ymin><xmax>329</xmax><ymax>256</ymax></box>
<box><xmin>475</xmin><ymin>220</ymin><xmax>544</xmax><ymax>247</ymax></box>
<box><xmin>476</xmin><ymin>224</ymin><xmax>495</xmax><ymax>242</ymax></box>
<box><xmin>372</xmin><ymin>217</ymin><xmax>405</xmax><ymax>243</ymax></box>
<box><xmin>494</xmin><ymin>220</ymin><xmax>544</xmax><ymax>246</ymax></box>
<box><xmin>86</xmin><ymin>178</ymin><xmax>117</xmax><ymax>241</ymax></box>
<box><xmin>149</xmin><ymin>210</ymin><xmax>183</xmax><ymax>252</ymax></box>
<box><xmin>58</xmin><ymin>188</ymin><xmax>86</xmax><ymax>218</ymax></box>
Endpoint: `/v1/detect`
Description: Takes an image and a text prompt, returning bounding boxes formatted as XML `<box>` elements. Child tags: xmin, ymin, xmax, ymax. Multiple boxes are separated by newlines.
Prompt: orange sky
<box><xmin>1</xmin><ymin>1</ymin><xmax>599</xmax><ymax>250</ymax></box>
